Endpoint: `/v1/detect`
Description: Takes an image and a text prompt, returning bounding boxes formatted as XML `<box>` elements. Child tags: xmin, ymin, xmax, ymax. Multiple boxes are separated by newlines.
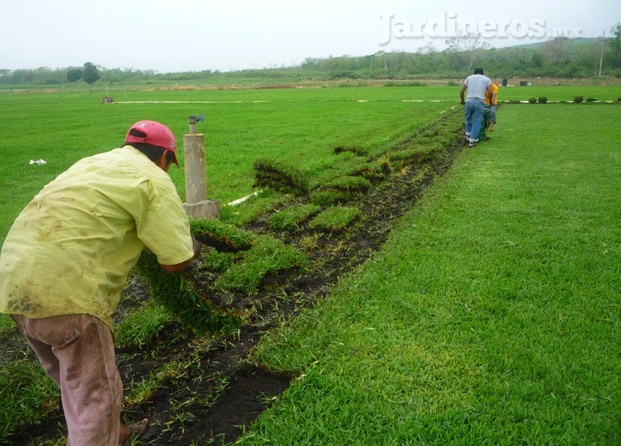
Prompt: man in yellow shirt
<box><xmin>485</xmin><ymin>79</ymin><xmax>499</xmax><ymax>131</ymax></box>
<box><xmin>0</xmin><ymin>120</ymin><xmax>202</xmax><ymax>445</ymax></box>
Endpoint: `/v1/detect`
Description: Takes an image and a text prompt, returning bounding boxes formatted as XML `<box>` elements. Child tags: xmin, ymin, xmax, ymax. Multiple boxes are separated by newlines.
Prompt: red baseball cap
<box><xmin>125</xmin><ymin>120</ymin><xmax>178</xmax><ymax>166</ymax></box>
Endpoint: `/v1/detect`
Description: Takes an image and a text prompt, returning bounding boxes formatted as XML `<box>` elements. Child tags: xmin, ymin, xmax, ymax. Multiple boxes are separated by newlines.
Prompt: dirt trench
<box><xmin>8</xmin><ymin>113</ymin><xmax>466</xmax><ymax>445</ymax></box>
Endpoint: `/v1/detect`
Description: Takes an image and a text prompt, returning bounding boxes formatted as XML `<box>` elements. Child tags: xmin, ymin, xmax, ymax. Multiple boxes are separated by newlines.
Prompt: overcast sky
<box><xmin>1</xmin><ymin>0</ymin><xmax>618</xmax><ymax>73</ymax></box>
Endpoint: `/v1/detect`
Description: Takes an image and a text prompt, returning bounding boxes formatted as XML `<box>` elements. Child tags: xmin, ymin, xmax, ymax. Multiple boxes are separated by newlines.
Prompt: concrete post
<box><xmin>183</xmin><ymin>115</ymin><xmax>221</xmax><ymax>219</ymax></box>
<box><xmin>184</xmin><ymin>132</ymin><xmax>207</xmax><ymax>204</ymax></box>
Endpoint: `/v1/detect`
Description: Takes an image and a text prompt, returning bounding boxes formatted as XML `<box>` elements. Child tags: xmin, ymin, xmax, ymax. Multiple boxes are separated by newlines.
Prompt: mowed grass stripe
<box><xmin>248</xmin><ymin>104</ymin><xmax>621</xmax><ymax>445</ymax></box>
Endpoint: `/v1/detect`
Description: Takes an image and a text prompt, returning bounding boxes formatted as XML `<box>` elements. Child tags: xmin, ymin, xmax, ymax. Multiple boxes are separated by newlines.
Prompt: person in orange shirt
<box><xmin>485</xmin><ymin>80</ymin><xmax>499</xmax><ymax>131</ymax></box>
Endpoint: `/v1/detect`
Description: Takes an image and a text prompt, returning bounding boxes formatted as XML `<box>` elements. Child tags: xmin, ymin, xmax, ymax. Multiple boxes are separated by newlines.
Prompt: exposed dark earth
<box><xmin>4</xmin><ymin>111</ymin><xmax>465</xmax><ymax>445</ymax></box>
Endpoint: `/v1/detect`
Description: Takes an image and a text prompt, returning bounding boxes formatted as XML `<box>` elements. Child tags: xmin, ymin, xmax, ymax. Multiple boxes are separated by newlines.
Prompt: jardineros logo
<box><xmin>379</xmin><ymin>12</ymin><xmax>581</xmax><ymax>45</ymax></box>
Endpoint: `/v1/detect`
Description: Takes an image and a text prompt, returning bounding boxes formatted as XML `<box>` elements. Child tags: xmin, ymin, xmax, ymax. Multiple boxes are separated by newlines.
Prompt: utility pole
<box><xmin>599</xmin><ymin>31</ymin><xmax>605</xmax><ymax>77</ymax></box>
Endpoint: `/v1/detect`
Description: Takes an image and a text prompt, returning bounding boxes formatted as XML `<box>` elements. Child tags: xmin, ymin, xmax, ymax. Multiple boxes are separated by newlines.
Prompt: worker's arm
<box><xmin>460</xmin><ymin>84</ymin><xmax>467</xmax><ymax>104</ymax></box>
<box><xmin>161</xmin><ymin>236</ymin><xmax>203</xmax><ymax>273</ymax></box>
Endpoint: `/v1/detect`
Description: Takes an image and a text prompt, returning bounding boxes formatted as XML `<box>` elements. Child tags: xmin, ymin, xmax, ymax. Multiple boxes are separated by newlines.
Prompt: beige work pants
<box><xmin>11</xmin><ymin>313</ymin><xmax>123</xmax><ymax>446</ymax></box>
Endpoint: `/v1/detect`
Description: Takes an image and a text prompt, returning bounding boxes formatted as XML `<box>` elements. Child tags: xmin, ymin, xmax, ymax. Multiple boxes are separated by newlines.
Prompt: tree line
<box><xmin>2</xmin><ymin>29</ymin><xmax>620</xmax><ymax>87</ymax></box>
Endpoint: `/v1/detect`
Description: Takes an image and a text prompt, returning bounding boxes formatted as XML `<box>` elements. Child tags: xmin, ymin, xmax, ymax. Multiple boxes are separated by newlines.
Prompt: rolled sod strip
<box><xmin>135</xmin><ymin>250</ymin><xmax>243</xmax><ymax>334</ymax></box>
<box><xmin>133</xmin><ymin>219</ymin><xmax>256</xmax><ymax>333</ymax></box>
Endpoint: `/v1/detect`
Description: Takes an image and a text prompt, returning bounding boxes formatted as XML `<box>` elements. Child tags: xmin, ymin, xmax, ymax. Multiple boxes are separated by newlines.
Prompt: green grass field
<box><xmin>246</xmin><ymin>102</ymin><xmax>621</xmax><ymax>445</ymax></box>
<box><xmin>2</xmin><ymin>84</ymin><xmax>620</xmax><ymax>242</ymax></box>
<box><xmin>0</xmin><ymin>86</ymin><xmax>453</xmax><ymax>242</ymax></box>
<box><xmin>0</xmin><ymin>84</ymin><xmax>620</xmax><ymax>444</ymax></box>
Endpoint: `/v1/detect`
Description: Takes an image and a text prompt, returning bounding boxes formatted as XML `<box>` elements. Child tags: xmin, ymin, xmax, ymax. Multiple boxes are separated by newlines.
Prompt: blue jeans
<box><xmin>464</xmin><ymin>100</ymin><xmax>484</xmax><ymax>141</ymax></box>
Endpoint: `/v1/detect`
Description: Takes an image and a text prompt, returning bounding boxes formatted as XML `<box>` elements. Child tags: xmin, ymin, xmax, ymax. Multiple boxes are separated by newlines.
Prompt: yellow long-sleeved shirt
<box><xmin>0</xmin><ymin>146</ymin><xmax>193</xmax><ymax>328</ymax></box>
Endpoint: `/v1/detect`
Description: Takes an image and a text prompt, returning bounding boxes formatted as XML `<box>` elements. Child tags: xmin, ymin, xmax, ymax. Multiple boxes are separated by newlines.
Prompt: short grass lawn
<box><xmin>248</xmin><ymin>103</ymin><xmax>621</xmax><ymax>445</ymax></box>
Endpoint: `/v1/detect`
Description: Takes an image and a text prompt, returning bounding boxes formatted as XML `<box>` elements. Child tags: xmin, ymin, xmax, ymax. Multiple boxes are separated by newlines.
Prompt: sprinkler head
<box><xmin>189</xmin><ymin>114</ymin><xmax>205</xmax><ymax>125</ymax></box>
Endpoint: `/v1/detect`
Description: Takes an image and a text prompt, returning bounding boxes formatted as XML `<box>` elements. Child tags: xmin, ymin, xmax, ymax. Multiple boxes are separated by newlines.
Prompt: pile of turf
<box><xmin>133</xmin><ymin>219</ymin><xmax>254</xmax><ymax>334</ymax></box>
<box><xmin>253</xmin><ymin>158</ymin><xmax>309</xmax><ymax>197</ymax></box>
<box><xmin>190</xmin><ymin>219</ymin><xmax>254</xmax><ymax>253</ymax></box>
<box><xmin>135</xmin><ymin>251</ymin><xmax>243</xmax><ymax>334</ymax></box>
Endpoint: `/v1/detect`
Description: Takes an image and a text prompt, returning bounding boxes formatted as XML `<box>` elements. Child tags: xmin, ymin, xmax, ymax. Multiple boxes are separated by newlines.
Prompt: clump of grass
<box><xmin>433</xmin><ymin>134</ymin><xmax>457</xmax><ymax>147</ymax></box>
<box><xmin>269</xmin><ymin>203</ymin><xmax>322</xmax><ymax>231</ymax></box>
<box><xmin>352</xmin><ymin>159</ymin><xmax>392</xmax><ymax>183</ymax></box>
<box><xmin>324</xmin><ymin>176</ymin><xmax>371</xmax><ymax>195</ymax></box>
<box><xmin>215</xmin><ymin>235</ymin><xmax>308</xmax><ymax>294</ymax></box>
<box><xmin>201</xmin><ymin>248</ymin><xmax>234</xmax><ymax>272</ymax></box>
<box><xmin>125</xmin><ymin>372</ymin><xmax>160</xmax><ymax>405</ymax></box>
<box><xmin>310</xmin><ymin>190</ymin><xmax>343</xmax><ymax>207</ymax></box>
<box><xmin>125</xmin><ymin>352</ymin><xmax>205</xmax><ymax>405</ymax></box>
<box><xmin>191</xmin><ymin>218</ymin><xmax>254</xmax><ymax>253</ymax></box>
<box><xmin>135</xmin><ymin>251</ymin><xmax>243</xmax><ymax>334</ymax></box>
<box><xmin>388</xmin><ymin>145</ymin><xmax>444</xmax><ymax>167</ymax></box>
<box><xmin>115</xmin><ymin>303</ymin><xmax>174</xmax><ymax>348</ymax></box>
<box><xmin>308</xmin><ymin>206</ymin><xmax>361</xmax><ymax>232</ymax></box>
<box><xmin>253</xmin><ymin>158</ymin><xmax>310</xmax><ymax>197</ymax></box>
<box><xmin>0</xmin><ymin>360</ymin><xmax>59</xmax><ymax>439</ymax></box>
<box><xmin>574</xmin><ymin>95</ymin><xmax>584</xmax><ymax>103</ymax></box>
<box><xmin>333</xmin><ymin>146</ymin><xmax>368</xmax><ymax>156</ymax></box>
<box><xmin>310</xmin><ymin>176</ymin><xmax>371</xmax><ymax>206</ymax></box>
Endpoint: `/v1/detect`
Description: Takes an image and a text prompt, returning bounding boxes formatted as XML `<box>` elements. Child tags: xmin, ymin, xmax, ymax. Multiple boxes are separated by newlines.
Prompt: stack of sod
<box><xmin>134</xmin><ymin>251</ymin><xmax>242</xmax><ymax>334</ymax></box>
<box><xmin>190</xmin><ymin>218</ymin><xmax>254</xmax><ymax>252</ymax></box>
<box><xmin>134</xmin><ymin>219</ymin><xmax>255</xmax><ymax>334</ymax></box>
<box><xmin>252</xmin><ymin>158</ymin><xmax>309</xmax><ymax>197</ymax></box>
<box><xmin>311</xmin><ymin>175</ymin><xmax>371</xmax><ymax>205</ymax></box>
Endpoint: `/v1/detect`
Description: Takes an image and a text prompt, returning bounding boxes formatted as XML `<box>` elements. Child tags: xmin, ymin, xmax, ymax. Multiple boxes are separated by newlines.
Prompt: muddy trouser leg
<box><xmin>12</xmin><ymin>314</ymin><xmax>123</xmax><ymax>446</ymax></box>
